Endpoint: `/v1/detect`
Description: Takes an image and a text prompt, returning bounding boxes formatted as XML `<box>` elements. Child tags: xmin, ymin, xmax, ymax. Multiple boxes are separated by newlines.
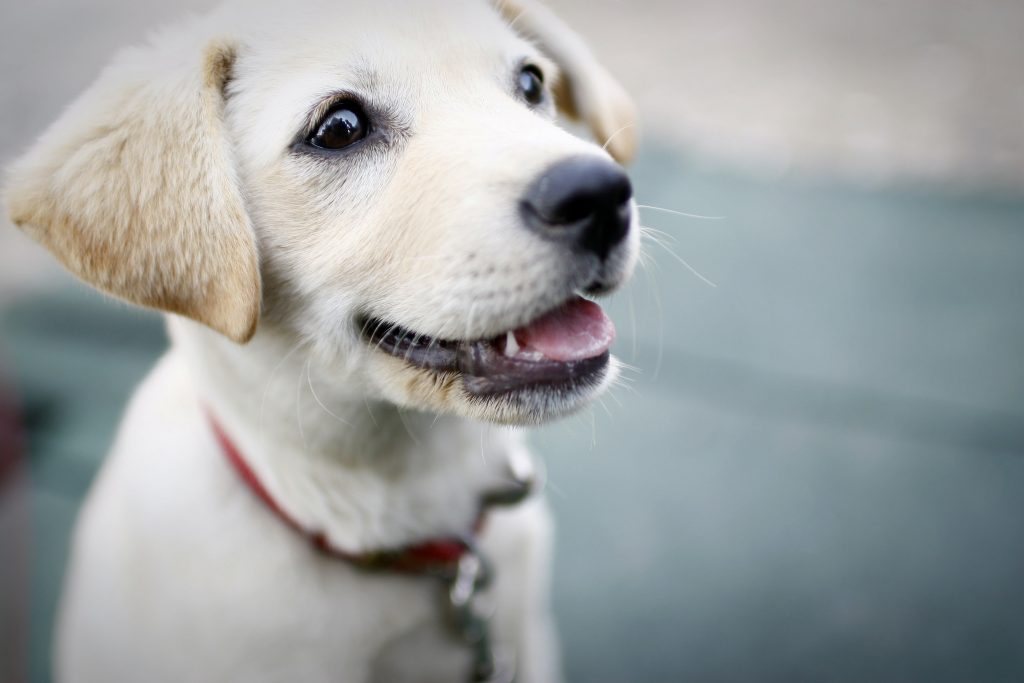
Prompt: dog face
<box><xmin>6</xmin><ymin>0</ymin><xmax>639</xmax><ymax>425</ymax></box>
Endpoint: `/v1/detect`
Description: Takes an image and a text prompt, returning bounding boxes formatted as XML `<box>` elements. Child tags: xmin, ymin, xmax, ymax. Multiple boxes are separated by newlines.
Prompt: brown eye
<box><xmin>518</xmin><ymin>65</ymin><xmax>545</xmax><ymax>106</ymax></box>
<box><xmin>308</xmin><ymin>103</ymin><xmax>369</xmax><ymax>150</ymax></box>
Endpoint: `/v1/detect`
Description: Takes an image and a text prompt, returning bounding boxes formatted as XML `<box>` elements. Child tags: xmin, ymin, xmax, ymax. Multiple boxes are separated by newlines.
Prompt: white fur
<box><xmin>6</xmin><ymin>1</ymin><xmax>638</xmax><ymax>681</ymax></box>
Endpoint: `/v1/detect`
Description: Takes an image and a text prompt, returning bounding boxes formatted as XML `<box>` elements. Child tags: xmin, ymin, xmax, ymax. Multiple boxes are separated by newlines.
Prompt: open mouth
<box><xmin>361</xmin><ymin>296</ymin><xmax>615</xmax><ymax>396</ymax></box>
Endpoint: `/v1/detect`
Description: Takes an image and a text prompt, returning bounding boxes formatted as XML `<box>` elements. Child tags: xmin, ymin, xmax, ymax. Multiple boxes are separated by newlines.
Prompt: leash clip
<box><xmin>444</xmin><ymin>541</ymin><xmax>513</xmax><ymax>682</ymax></box>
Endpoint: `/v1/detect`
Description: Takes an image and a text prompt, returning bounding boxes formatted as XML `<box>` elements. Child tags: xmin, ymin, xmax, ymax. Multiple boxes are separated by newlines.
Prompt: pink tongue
<box><xmin>516</xmin><ymin>297</ymin><xmax>616</xmax><ymax>362</ymax></box>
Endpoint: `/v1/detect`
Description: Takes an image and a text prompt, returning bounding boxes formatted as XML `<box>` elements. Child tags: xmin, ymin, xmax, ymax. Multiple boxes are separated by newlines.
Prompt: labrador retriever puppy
<box><xmin>5</xmin><ymin>0</ymin><xmax>638</xmax><ymax>680</ymax></box>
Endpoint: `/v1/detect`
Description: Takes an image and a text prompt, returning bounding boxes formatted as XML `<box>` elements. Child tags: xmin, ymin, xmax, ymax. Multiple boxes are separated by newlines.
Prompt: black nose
<box><xmin>521</xmin><ymin>156</ymin><xmax>633</xmax><ymax>261</ymax></box>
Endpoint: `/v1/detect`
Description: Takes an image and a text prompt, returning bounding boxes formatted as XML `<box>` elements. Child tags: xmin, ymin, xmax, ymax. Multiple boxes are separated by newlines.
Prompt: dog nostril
<box><xmin>556</xmin><ymin>195</ymin><xmax>599</xmax><ymax>225</ymax></box>
<box><xmin>522</xmin><ymin>156</ymin><xmax>633</xmax><ymax>260</ymax></box>
<box><xmin>614</xmin><ymin>181</ymin><xmax>633</xmax><ymax>207</ymax></box>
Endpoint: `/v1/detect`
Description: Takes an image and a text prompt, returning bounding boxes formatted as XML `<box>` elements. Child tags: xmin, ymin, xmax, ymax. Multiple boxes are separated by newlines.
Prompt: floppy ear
<box><xmin>4</xmin><ymin>36</ymin><xmax>261</xmax><ymax>343</ymax></box>
<box><xmin>495</xmin><ymin>0</ymin><xmax>639</xmax><ymax>164</ymax></box>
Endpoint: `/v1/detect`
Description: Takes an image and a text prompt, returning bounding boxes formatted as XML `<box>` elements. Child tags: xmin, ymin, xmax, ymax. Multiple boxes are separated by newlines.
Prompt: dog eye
<box><xmin>308</xmin><ymin>103</ymin><xmax>369</xmax><ymax>150</ymax></box>
<box><xmin>518</xmin><ymin>65</ymin><xmax>545</xmax><ymax>106</ymax></box>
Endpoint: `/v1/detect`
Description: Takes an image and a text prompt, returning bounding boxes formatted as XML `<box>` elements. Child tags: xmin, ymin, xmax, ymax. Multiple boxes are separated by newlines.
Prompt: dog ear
<box><xmin>5</xmin><ymin>37</ymin><xmax>261</xmax><ymax>343</ymax></box>
<box><xmin>495</xmin><ymin>0</ymin><xmax>638</xmax><ymax>164</ymax></box>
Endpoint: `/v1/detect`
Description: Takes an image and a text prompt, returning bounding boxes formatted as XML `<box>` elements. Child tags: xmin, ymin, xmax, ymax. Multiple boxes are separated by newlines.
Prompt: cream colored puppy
<box><xmin>5</xmin><ymin>0</ymin><xmax>638</xmax><ymax>681</ymax></box>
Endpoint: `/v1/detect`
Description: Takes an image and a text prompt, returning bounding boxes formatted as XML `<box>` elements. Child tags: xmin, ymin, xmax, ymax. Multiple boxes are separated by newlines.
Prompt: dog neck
<box><xmin>169</xmin><ymin>318</ymin><xmax>532</xmax><ymax>553</ymax></box>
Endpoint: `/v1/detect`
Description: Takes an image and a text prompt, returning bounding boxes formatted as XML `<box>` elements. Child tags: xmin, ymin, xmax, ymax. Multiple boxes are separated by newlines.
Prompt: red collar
<box><xmin>208</xmin><ymin>414</ymin><xmax>474</xmax><ymax>573</ymax></box>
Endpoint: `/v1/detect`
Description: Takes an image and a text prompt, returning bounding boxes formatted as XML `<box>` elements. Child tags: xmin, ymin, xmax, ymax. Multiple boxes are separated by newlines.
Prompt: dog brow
<box><xmin>348</xmin><ymin>59</ymin><xmax>380</xmax><ymax>92</ymax></box>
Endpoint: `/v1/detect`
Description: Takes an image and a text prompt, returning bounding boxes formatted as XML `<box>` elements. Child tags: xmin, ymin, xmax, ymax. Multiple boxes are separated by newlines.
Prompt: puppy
<box><xmin>5</xmin><ymin>0</ymin><xmax>638</xmax><ymax>681</ymax></box>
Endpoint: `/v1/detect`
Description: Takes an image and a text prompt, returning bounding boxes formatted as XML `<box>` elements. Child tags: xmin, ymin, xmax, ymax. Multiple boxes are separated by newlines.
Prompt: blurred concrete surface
<box><xmin>2</xmin><ymin>1</ymin><xmax>1024</xmax><ymax>682</ymax></box>
<box><xmin>552</xmin><ymin>0</ymin><xmax>1024</xmax><ymax>190</ymax></box>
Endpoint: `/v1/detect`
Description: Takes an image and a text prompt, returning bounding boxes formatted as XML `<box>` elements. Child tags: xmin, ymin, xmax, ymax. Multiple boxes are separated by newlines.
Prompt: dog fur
<box><xmin>5</xmin><ymin>1</ymin><xmax>638</xmax><ymax>680</ymax></box>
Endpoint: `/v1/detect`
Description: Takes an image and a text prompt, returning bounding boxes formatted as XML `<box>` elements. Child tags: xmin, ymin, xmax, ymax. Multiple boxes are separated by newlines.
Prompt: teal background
<box><xmin>3</xmin><ymin>146</ymin><xmax>1023</xmax><ymax>681</ymax></box>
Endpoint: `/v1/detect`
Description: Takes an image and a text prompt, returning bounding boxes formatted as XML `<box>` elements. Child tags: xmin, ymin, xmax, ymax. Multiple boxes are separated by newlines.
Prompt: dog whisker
<box><xmin>362</xmin><ymin>396</ymin><xmax>380</xmax><ymax>428</ymax></box>
<box><xmin>396</xmin><ymin>408</ymin><xmax>421</xmax><ymax>448</ymax></box>
<box><xmin>296</xmin><ymin>358</ymin><xmax>310</xmax><ymax>451</ymax></box>
<box><xmin>533</xmin><ymin>456</ymin><xmax>567</xmax><ymax>501</ymax></box>
<box><xmin>626</xmin><ymin>286</ymin><xmax>638</xmax><ymax>362</ymax></box>
<box><xmin>615</xmin><ymin>360</ymin><xmax>643</xmax><ymax>374</ymax></box>
<box><xmin>608</xmin><ymin>376</ymin><xmax>639</xmax><ymax>397</ymax></box>
<box><xmin>366</xmin><ymin>318</ymin><xmax>389</xmax><ymax>350</ymax></box>
<box><xmin>606</xmin><ymin>378</ymin><xmax>638</xmax><ymax>401</ymax></box>
<box><xmin>636</xmin><ymin>203</ymin><xmax>724</xmax><ymax>221</ymax></box>
<box><xmin>357</xmin><ymin>316</ymin><xmax>375</xmax><ymax>339</ymax></box>
<box><xmin>372</xmin><ymin>321</ymin><xmax>402</xmax><ymax>355</ymax></box>
<box><xmin>502</xmin><ymin>6</ymin><xmax>528</xmax><ymax>31</ymax></box>
<box><xmin>639</xmin><ymin>225</ymin><xmax>680</xmax><ymax>245</ymax></box>
<box><xmin>424</xmin><ymin>335</ymin><xmax>442</xmax><ymax>358</ymax></box>
<box><xmin>636</xmin><ymin>262</ymin><xmax>666</xmax><ymax>382</ymax></box>
<box><xmin>640</xmin><ymin>225</ymin><xmax>718</xmax><ymax>288</ymax></box>
<box><xmin>635</xmin><ymin>236</ymin><xmax>660</xmax><ymax>276</ymax></box>
<box><xmin>307</xmin><ymin>365</ymin><xmax>351</xmax><ymax>426</ymax></box>
<box><xmin>612</xmin><ymin>376</ymin><xmax>639</xmax><ymax>394</ymax></box>
<box><xmin>588</xmin><ymin>406</ymin><xmax>597</xmax><ymax>448</ymax></box>
<box><xmin>601</xmin><ymin>122</ymin><xmax>636</xmax><ymax>154</ymax></box>
<box><xmin>259</xmin><ymin>342</ymin><xmax>304</xmax><ymax>446</ymax></box>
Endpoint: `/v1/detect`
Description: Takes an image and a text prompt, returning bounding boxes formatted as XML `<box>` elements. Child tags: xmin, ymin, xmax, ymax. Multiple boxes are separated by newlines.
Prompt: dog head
<box><xmin>5</xmin><ymin>0</ymin><xmax>639</xmax><ymax>425</ymax></box>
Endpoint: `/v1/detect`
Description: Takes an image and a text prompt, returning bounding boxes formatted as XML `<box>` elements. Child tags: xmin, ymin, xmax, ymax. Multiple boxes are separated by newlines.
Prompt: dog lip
<box><xmin>358</xmin><ymin>297</ymin><xmax>613</xmax><ymax>395</ymax></box>
<box><xmin>359</xmin><ymin>319</ymin><xmax>461</xmax><ymax>371</ymax></box>
<box><xmin>457</xmin><ymin>344</ymin><xmax>610</xmax><ymax>397</ymax></box>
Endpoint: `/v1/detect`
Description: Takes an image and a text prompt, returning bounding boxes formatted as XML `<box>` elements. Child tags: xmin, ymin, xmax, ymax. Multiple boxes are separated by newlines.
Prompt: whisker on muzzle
<box><xmin>640</xmin><ymin>226</ymin><xmax>718</xmax><ymax>288</ymax></box>
<box><xmin>636</xmin><ymin>203</ymin><xmax>725</xmax><ymax>221</ymax></box>
<box><xmin>259</xmin><ymin>342</ymin><xmax>305</xmax><ymax>446</ymax></box>
<box><xmin>307</xmin><ymin>363</ymin><xmax>351</xmax><ymax>426</ymax></box>
<box><xmin>601</xmin><ymin>123</ymin><xmax>636</xmax><ymax>155</ymax></box>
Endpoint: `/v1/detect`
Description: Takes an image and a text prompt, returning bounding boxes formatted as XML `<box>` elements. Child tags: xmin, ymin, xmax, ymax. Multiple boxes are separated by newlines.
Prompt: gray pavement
<box><xmin>552</xmin><ymin>0</ymin><xmax>1024</xmax><ymax>191</ymax></box>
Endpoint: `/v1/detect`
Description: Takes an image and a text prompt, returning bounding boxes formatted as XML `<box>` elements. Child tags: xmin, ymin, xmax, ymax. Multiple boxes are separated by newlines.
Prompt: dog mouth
<box><xmin>361</xmin><ymin>296</ymin><xmax>615</xmax><ymax>396</ymax></box>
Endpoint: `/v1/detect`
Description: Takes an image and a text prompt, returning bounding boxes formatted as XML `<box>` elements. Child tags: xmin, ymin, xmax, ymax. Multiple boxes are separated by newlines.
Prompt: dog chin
<box><xmin>367</xmin><ymin>351</ymin><xmax>619</xmax><ymax>426</ymax></box>
<box><xmin>470</xmin><ymin>356</ymin><xmax>620</xmax><ymax>425</ymax></box>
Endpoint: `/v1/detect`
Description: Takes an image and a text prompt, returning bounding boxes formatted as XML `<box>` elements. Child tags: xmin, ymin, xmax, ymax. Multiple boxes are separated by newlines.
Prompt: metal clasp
<box><xmin>444</xmin><ymin>543</ymin><xmax>514</xmax><ymax>682</ymax></box>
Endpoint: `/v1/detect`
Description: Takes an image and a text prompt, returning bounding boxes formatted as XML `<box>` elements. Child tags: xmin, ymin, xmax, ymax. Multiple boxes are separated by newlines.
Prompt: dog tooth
<box><xmin>504</xmin><ymin>331</ymin><xmax>519</xmax><ymax>357</ymax></box>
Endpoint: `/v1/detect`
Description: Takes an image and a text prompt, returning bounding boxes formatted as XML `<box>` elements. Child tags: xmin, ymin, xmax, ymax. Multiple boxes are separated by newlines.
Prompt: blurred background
<box><xmin>2</xmin><ymin>0</ymin><xmax>1023</xmax><ymax>681</ymax></box>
